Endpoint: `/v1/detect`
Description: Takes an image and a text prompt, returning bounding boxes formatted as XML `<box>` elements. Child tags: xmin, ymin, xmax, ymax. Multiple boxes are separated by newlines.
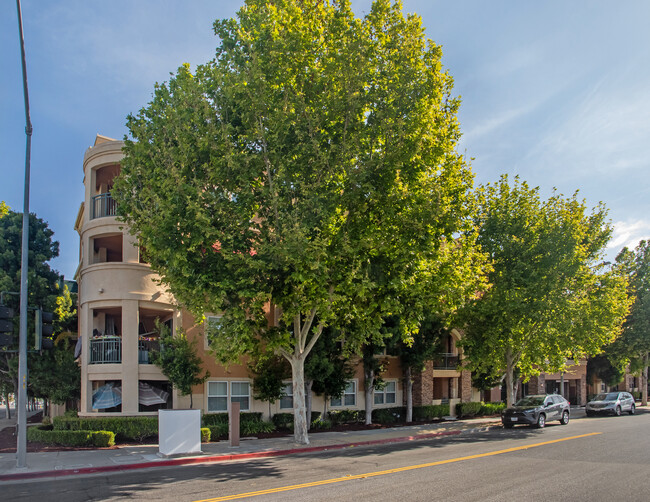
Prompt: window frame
<box><xmin>374</xmin><ymin>380</ymin><xmax>397</xmax><ymax>406</ymax></box>
<box><xmin>330</xmin><ymin>380</ymin><xmax>357</xmax><ymax>408</ymax></box>
<box><xmin>230</xmin><ymin>381</ymin><xmax>250</xmax><ymax>411</ymax></box>
<box><xmin>204</xmin><ymin>315</ymin><xmax>222</xmax><ymax>350</ymax></box>
<box><xmin>280</xmin><ymin>382</ymin><xmax>293</xmax><ymax>409</ymax></box>
<box><xmin>206</xmin><ymin>381</ymin><xmax>228</xmax><ymax>412</ymax></box>
<box><xmin>206</xmin><ymin>380</ymin><xmax>251</xmax><ymax>412</ymax></box>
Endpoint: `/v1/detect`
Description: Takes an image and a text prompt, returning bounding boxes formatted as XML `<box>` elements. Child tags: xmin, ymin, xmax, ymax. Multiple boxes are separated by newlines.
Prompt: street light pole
<box><xmin>15</xmin><ymin>0</ymin><xmax>33</xmax><ymax>469</ymax></box>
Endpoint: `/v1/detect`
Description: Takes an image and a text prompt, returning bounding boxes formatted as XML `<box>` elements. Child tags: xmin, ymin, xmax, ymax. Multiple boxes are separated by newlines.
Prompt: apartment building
<box><xmin>75</xmin><ymin>135</ymin><xmax>473</xmax><ymax>418</ymax></box>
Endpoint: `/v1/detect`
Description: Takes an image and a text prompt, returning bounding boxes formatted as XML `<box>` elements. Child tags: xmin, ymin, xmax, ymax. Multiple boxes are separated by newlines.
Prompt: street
<box><xmin>4</xmin><ymin>412</ymin><xmax>650</xmax><ymax>501</ymax></box>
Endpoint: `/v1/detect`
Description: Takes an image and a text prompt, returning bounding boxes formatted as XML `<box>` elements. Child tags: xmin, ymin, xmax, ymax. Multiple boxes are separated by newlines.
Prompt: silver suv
<box><xmin>586</xmin><ymin>392</ymin><xmax>635</xmax><ymax>416</ymax></box>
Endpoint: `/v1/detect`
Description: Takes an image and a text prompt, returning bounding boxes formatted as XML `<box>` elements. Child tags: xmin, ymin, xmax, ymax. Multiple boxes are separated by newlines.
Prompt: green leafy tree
<box><xmin>0</xmin><ymin>202</ymin><xmax>8</xmax><ymax>218</ymax></box>
<box><xmin>611</xmin><ymin>241</ymin><xmax>650</xmax><ymax>405</ymax></box>
<box><xmin>460</xmin><ymin>176</ymin><xmax>631</xmax><ymax>406</ymax></box>
<box><xmin>250</xmin><ymin>353</ymin><xmax>290</xmax><ymax>418</ymax></box>
<box><xmin>307</xmin><ymin>327</ymin><xmax>353</xmax><ymax>421</ymax></box>
<box><xmin>0</xmin><ymin>210</ymin><xmax>60</xmax><ymax>407</ymax></box>
<box><xmin>113</xmin><ymin>0</ymin><xmax>482</xmax><ymax>444</ymax></box>
<box><xmin>385</xmin><ymin>315</ymin><xmax>445</xmax><ymax>422</ymax></box>
<box><xmin>152</xmin><ymin>327</ymin><xmax>209</xmax><ymax>408</ymax></box>
<box><xmin>586</xmin><ymin>354</ymin><xmax>625</xmax><ymax>390</ymax></box>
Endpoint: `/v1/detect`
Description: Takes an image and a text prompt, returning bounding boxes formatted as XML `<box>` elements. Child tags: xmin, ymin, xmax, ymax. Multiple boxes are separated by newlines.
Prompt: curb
<box><xmin>0</xmin><ymin>425</ymin><xmax>499</xmax><ymax>482</ymax></box>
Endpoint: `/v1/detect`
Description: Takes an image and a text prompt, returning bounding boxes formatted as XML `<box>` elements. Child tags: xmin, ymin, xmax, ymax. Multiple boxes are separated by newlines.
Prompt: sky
<box><xmin>2</xmin><ymin>1</ymin><xmax>650</xmax><ymax>280</ymax></box>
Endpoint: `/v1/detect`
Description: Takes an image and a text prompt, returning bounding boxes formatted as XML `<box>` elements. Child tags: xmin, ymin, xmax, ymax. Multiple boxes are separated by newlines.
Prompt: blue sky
<box><xmin>2</xmin><ymin>1</ymin><xmax>650</xmax><ymax>280</ymax></box>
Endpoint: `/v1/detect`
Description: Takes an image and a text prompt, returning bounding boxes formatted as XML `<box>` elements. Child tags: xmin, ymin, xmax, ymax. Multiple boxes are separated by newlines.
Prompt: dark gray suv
<box><xmin>501</xmin><ymin>394</ymin><xmax>570</xmax><ymax>428</ymax></box>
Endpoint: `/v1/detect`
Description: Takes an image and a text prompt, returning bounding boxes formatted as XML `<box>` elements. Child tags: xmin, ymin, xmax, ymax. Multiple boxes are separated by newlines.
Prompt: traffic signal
<box><xmin>0</xmin><ymin>306</ymin><xmax>14</xmax><ymax>347</ymax></box>
<box><xmin>35</xmin><ymin>308</ymin><xmax>54</xmax><ymax>350</ymax></box>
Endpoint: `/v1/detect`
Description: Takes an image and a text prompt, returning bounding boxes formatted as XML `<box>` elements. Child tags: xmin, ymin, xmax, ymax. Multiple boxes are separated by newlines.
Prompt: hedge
<box><xmin>201</xmin><ymin>412</ymin><xmax>263</xmax><ymax>426</ymax></box>
<box><xmin>28</xmin><ymin>426</ymin><xmax>115</xmax><ymax>447</ymax></box>
<box><xmin>327</xmin><ymin>409</ymin><xmax>364</xmax><ymax>425</ymax></box>
<box><xmin>272</xmin><ymin>412</ymin><xmax>322</xmax><ymax>430</ymax></box>
<box><xmin>372</xmin><ymin>406</ymin><xmax>406</xmax><ymax>424</ymax></box>
<box><xmin>52</xmin><ymin>416</ymin><xmax>158</xmax><ymax>441</ymax></box>
<box><xmin>455</xmin><ymin>401</ymin><xmax>506</xmax><ymax>418</ymax></box>
<box><xmin>412</xmin><ymin>404</ymin><xmax>450</xmax><ymax>421</ymax></box>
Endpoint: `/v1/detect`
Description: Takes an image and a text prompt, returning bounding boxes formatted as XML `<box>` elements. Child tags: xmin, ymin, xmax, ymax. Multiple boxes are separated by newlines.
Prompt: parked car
<box><xmin>585</xmin><ymin>392</ymin><xmax>635</xmax><ymax>416</ymax></box>
<box><xmin>501</xmin><ymin>394</ymin><xmax>570</xmax><ymax>428</ymax></box>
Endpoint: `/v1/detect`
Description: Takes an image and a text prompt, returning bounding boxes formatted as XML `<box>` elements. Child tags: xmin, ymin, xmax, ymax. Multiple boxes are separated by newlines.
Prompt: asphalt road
<box><xmin>5</xmin><ymin>412</ymin><xmax>650</xmax><ymax>502</ymax></box>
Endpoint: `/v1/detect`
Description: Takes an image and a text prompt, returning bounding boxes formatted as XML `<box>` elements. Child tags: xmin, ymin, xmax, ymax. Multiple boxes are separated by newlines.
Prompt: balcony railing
<box><xmin>138</xmin><ymin>339</ymin><xmax>160</xmax><ymax>364</ymax></box>
<box><xmin>432</xmin><ymin>353</ymin><xmax>459</xmax><ymax>370</ymax></box>
<box><xmin>91</xmin><ymin>193</ymin><xmax>117</xmax><ymax>219</ymax></box>
<box><xmin>89</xmin><ymin>337</ymin><xmax>122</xmax><ymax>364</ymax></box>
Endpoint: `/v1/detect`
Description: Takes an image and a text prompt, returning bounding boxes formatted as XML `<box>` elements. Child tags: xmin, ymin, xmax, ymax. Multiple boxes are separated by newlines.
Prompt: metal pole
<box><xmin>15</xmin><ymin>0</ymin><xmax>33</xmax><ymax>469</ymax></box>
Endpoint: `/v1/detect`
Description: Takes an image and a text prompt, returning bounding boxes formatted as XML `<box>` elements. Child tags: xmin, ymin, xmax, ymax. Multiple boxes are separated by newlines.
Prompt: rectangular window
<box><xmin>374</xmin><ymin>381</ymin><xmax>397</xmax><ymax>405</ymax></box>
<box><xmin>280</xmin><ymin>382</ymin><xmax>293</xmax><ymax>409</ymax></box>
<box><xmin>331</xmin><ymin>381</ymin><xmax>356</xmax><ymax>407</ymax></box>
<box><xmin>207</xmin><ymin>381</ymin><xmax>227</xmax><ymax>412</ymax></box>
<box><xmin>231</xmin><ymin>381</ymin><xmax>250</xmax><ymax>411</ymax></box>
<box><xmin>205</xmin><ymin>315</ymin><xmax>222</xmax><ymax>349</ymax></box>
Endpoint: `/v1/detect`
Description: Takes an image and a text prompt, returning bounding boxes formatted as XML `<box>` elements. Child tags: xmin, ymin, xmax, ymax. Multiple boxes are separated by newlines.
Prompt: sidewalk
<box><xmin>0</xmin><ymin>416</ymin><xmax>502</xmax><ymax>483</ymax></box>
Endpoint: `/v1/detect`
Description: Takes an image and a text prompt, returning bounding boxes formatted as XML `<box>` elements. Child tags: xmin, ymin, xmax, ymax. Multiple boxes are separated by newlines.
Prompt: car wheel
<box><xmin>560</xmin><ymin>410</ymin><xmax>569</xmax><ymax>425</ymax></box>
<box><xmin>535</xmin><ymin>413</ymin><xmax>546</xmax><ymax>428</ymax></box>
<box><xmin>614</xmin><ymin>406</ymin><xmax>621</xmax><ymax>416</ymax></box>
<box><xmin>503</xmin><ymin>423</ymin><xmax>515</xmax><ymax>429</ymax></box>
<box><xmin>629</xmin><ymin>404</ymin><xmax>635</xmax><ymax>415</ymax></box>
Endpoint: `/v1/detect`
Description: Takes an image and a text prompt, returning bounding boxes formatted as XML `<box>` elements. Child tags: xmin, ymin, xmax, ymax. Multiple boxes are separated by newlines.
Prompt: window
<box><xmin>231</xmin><ymin>382</ymin><xmax>250</xmax><ymax>411</ymax></box>
<box><xmin>280</xmin><ymin>383</ymin><xmax>293</xmax><ymax>409</ymax></box>
<box><xmin>207</xmin><ymin>381</ymin><xmax>251</xmax><ymax>412</ymax></box>
<box><xmin>331</xmin><ymin>381</ymin><xmax>356</xmax><ymax>407</ymax></box>
<box><xmin>207</xmin><ymin>381</ymin><xmax>228</xmax><ymax>412</ymax></box>
<box><xmin>205</xmin><ymin>315</ymin><xmax>222</xmax><ymax>349</ymax></box>
<box><xmin>374</xmin><ymin>381</ymin><xmax>397</xmax><ymax>405</ymax></box>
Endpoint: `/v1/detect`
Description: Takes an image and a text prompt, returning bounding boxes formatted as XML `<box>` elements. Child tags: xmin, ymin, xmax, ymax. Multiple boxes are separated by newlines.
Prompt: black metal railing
<box><xmin>432</xmin><ymin>353</ymin><xmax>459</xmax><ymax>370</ymax></box>
<box><xmin>138</xmin><ymin>339</ymin><xmax>160</xmax><ymax>364</ymax></box>
<box><xmin>89</xmin><ymin>337</ymin><xmax>122</xmax><ymax>364</ymax></box>
<box><xmin>91</xmin><ymin>193</ymin><xmax>117</xmax><ymax>219</ymax></box>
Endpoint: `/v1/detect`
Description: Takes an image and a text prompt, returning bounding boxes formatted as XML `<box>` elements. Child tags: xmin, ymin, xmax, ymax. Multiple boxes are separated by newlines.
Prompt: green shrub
<box><xmin>481</xmin><ymin>402</ymin><xmax>506</xmax><ymax>415</ymax></box>
<box><xmin>456</xmin><ymin>401</ymin><xmax>483</xmax><ymax>418</ymax></box>
<box><xmin>372</xmin><ymin>407</ymin><xmax>406</xmax><ymax>424</ymax></box>
<box><xmin>64</xmin><ymin>409</ymin><xmax>79</xmax><ymax>418</ymax></box>
<box><xmin>200</xmin><ymin>427</ymin><xmax>211</xmax><ymax>443</ymax></box>
<box><xmin>311</xmin><ymin>417</ymin><xmax>332</xmax><ymax>430</ymax></box>
<box><xmin>52</xmin><ymin>416</ymin><xmax>158</xmax><ymax>441</ymax></box>
<box><xmin>412</xmin><ymin>404</ymin><xmax>449</xmax><ymax>421</ymax></box>
<box><xmin>201</xmin><ymin>412</ymin><xmax>263</xmax><ymax>427</ymax></box>
<box><xmin>241</xmin><ymin>421</ymin><xmax>275</xmax><ymax>436</ymax></box>
<box><xmin>311</xmin><ymin>411</ymin><xmax>321</xmax><ymax>423</ymax></box>
<box><xmin>272</xmin><ymin>413</ymin><xmax>294</xmax><ymax>430</ymax></box>
<box><xmin>207</xmin><ymin>423</ymin><xmax>229</xmax><ymax>441</ymax></box>
<box><xmin>28</xmin><ymin>426</ymin><xmax>115</xmax><ymax>447</ymax></box>
<box><xmin>328</xmin><ymin>409</ymin><xmax>363</xmax><ymax>426</ymax></box>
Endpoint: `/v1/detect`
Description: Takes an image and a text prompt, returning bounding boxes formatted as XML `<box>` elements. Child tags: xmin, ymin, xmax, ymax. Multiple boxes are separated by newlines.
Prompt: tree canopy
<box><xmin>460</xmin><ymin>176</ymin><xmax>630</xmax><ymax>406</ymax></box>
<box><xmin>611</xmin><ymin>240</ymin><xmax>650</xmax><ymax>404</ymax></box>
<box><xmin>113</xmin><ymin>0</ymin><xmax>483</xmax><ymax>443</ymax></box>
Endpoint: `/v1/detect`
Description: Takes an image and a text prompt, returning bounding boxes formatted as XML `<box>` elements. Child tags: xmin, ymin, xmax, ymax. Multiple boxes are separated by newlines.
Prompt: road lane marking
<box><xmin>194</xmin><ymin>432</ymin><xmax>602</xmax><ymax>501</ymax></box>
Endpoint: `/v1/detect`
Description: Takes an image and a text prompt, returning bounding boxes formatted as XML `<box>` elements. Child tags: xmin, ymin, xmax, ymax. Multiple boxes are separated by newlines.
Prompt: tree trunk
<box><xmin>642</xmin><ymin>352</ymin><xmax>648</xmax><ymax>407</ymax></box>
<box><xmin>190</xmin><ymin>392</ymin><xmax>193</xmax><ymax>409</ymax></box>
<box><xmin>305</xmin><ymin>379</ymin><xmax>313</xmax><ymax>430</ymax></box>
<box><xmin>405</xmin><ymin>366</ymin><xmax>413</xmax><ymax>423</ymax></box>
<box><xmin>4</xmin><ymin>391</ymin><xmax>10</xmax><ymax>419</ymax></box>
<box><xmin>364</xmin><ymin>367</ymin><xmax>374</xmax><ymax>425</ymax></box>
<box><xmin>290</xmin><ymin>356</ymin><xmax>309</xmax><ymax>444</ymax></box>
<box><xmin>505</xmin><ymin>349</ymin><xmax>516</xmax><ymax>407</ymax></box>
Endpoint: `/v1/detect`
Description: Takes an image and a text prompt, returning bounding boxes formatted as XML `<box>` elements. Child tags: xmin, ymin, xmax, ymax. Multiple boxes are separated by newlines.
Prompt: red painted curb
<box><xmin>0</xmin><ymin>427</ymin><xmax>483</xmax><ymax>482</ymax></box>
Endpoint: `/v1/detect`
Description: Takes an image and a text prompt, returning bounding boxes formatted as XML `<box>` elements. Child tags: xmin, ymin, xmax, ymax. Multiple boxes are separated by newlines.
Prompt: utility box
<box><xmin>158</xmin><ymin>409</ymin><xmax>201</xmax><ymax>457</ymax></box>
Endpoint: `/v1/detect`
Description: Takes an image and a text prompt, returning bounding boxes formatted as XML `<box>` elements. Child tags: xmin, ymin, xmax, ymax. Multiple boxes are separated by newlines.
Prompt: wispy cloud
<box><xmin>608</xmin><ymin>219</ymin><xmax>650</xmax><ymax>252</ymax></box>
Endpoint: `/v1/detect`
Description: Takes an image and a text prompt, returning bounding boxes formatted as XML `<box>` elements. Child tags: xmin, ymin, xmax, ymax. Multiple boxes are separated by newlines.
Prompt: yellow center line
<box><xmin>194</xmin><ymin>432</ymin><xmax>602</xmax><ymax>502</ymax></box>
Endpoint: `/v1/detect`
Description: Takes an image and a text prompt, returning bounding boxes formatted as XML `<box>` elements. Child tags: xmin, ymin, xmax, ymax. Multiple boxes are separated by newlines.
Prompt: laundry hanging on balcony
<box><xmin>92</xmin><ymin>382</ymin><xmax>122</xmax><ymax>409</ymax></box>
<box><xmin>138</xmin><ymin>382</ymin><xmax>169</xmax><ymax>406</ymax></box>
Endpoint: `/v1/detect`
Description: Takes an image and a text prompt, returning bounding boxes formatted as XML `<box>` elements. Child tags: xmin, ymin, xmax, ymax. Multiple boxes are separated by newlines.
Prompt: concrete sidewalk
<box><xmin>0</xmin><ymin>416</ymin><xmax>502</xmax><ymax>482</ymax></box>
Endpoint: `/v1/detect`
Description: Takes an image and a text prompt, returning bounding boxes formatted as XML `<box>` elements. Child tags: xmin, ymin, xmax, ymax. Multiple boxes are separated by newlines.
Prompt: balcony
<box><xmin>91</xmin><ymin>193</ymin><xmax>117</xmax><ymax>219</ymax></box>
<box><xmin>138</xmin><ymin>338</ymin><xmax>160</xmax><ymax>364</ymax></box>
<box><xmin>90</xmin><ymin>337</ymin><xmax>122</xmax><ymax>364</ymax></box>
<box><xmin>432</xmin><ymin>353</ymin><xmax>459</xmax><ymax>370</ymax></box>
